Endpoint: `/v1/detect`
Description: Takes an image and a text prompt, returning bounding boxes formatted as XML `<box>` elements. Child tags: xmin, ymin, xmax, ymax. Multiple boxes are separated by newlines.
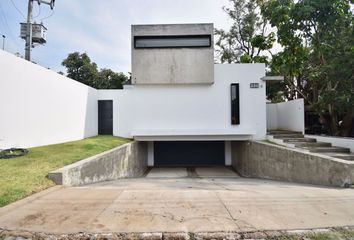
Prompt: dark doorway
<box><xmin>98</xmin><ymin>100</ymin><xmax>113</xmax><ymax>135</ymax></box>
<box><xmin>154</xmin><ymin>141</ymin><xmax>225</xmax><ymax>166</ymax></box>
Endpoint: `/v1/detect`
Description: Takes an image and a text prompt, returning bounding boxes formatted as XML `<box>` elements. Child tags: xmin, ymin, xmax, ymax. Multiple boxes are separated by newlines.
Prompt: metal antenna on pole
<box><xmin>24</xmin><ymin>0</ymin><xmax>55</xmax><ymax>61</ymax></box>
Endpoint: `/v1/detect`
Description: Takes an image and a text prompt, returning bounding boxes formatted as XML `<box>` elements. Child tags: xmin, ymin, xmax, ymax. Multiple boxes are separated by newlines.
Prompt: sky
<box><xmin>0</xmin><ymin>0</ymin><xmax>233</xmax><ymax>74</ymax></box>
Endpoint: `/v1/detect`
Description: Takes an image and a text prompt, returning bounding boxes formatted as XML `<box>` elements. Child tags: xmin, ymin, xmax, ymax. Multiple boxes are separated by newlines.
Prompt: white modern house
<box><xmin>98</xmin><ymin>23</ymin><xmax>269</xmax><ymax>166</ymax></box>
<box><xmin>0</xmin><ymin>23</ymin><xmax>277</xmax><ymax>166</ymax></box>
<box><xmin>2</xmin><ymin>23</ymin><xmax>353</xmax><ymax>188</ymax></box>
<box><xmin>0</xmin><ymin>24</ymin><xmax>354</xmax><ymax>187</ymax></box>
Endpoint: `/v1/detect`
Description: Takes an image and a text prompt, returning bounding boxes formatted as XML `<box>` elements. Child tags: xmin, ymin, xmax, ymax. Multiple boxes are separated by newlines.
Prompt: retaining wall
<box><xmin>49</xmin><ymin>141</ymin><xmax>148</xmax><ymax>186</ymax></box>
<box><xmin>232</xmin><ymin>141</ymin><xmax>354</xmax><ymax>187</ymax></box>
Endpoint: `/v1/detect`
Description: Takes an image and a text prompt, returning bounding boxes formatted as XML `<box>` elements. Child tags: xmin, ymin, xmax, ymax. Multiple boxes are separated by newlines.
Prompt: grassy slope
<box><xmin>0</xmin><ymin>135</ymin><xmax>130</xmax><ymax>207</ymax></box>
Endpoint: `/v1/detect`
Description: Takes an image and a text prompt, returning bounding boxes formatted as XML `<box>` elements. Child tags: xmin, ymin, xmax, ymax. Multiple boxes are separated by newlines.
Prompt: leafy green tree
<box><xmin>215</xmin><ymin>0</ymin><xmax>275</xmax><ymax>63</ymax></box>
<box><xmin>261</xmin><ymin>0</ymin><xmax>354</xmax><ymax>136</ymax></box>
<box><xmin>62</xmin><ymin>52</ymin><xmax>128</xmax><ymax>90</ymax></box>
<box><xmin>95</xmin><ymin>68</ymin><xmax>128</xmax><ymax>89</ymax></box>
<box><xmin>62</xmin><ymin>52</ymin><xmax>98</xmax><ymax>87</ymax></box>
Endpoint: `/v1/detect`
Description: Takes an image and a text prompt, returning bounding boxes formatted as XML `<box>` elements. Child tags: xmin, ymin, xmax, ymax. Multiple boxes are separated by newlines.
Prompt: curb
<box><xmin>1</xmin><ymin>226</ymin><xmax>353</xmax><ymax>240</ymax></box>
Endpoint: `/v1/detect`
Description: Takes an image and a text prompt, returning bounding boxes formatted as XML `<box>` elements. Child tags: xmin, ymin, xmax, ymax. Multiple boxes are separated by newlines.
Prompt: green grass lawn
<box><xmin>0</xmin><ymin>135</ymin><xmax>130</xmax><ymax>207</ymax></box>
<box><xmin>270</xmin><ymin>229</ymin><xmax>354</xmax><ymax>240</ymax></box>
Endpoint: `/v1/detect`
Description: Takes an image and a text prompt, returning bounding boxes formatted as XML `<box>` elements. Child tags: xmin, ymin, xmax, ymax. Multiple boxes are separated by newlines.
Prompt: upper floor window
<box><xmin>134</xmin><ymin>35</ymin><xmax>211</xmax><ymax>48</ymax></box>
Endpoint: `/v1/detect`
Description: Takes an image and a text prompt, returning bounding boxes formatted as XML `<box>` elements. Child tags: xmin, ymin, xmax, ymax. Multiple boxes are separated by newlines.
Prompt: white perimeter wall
<box><xmin>0</xmin><ymin>50</ymin><xmax>98</xmax><ymax>148</ymax></box>
<box><xmin>266</xmin><ymin>99</ymin><xmax>305</xmax><ymax>133</ymax></box>
<box><xmin>99</xmin><ymin>63</ymin><xmax>266</xmax><ymax>140</ymax></box>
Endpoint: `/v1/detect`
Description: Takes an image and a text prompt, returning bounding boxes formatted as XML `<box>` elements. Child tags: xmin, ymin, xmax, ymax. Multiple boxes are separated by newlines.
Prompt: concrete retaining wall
<box><xmin>232</xmin><ymin>141</ymin><xmax>354</xmax><ymax>187</ymax></box>
<box><xmin>49</xmin><ymin>141</ymin><xmax>148</xmax><ymax>186</ymax></box>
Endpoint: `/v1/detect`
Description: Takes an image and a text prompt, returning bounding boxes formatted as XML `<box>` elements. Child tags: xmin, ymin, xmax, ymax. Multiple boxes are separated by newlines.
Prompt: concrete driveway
<box><xmin>1</xmin><ymin>167</ymin><xmax>354</xmax><ymax>234</ymax></box>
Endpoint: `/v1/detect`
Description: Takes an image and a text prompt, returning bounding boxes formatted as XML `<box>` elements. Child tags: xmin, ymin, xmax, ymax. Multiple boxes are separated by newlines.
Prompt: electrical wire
<box><xmin>0</xmin><ymin>2</ymin><xmax>22</xmax><ymax>48</ymax></box>
<box><xmin>33</xmin><ymin>4</ymin><xmax>41</xmax><ymax>19</ymax></box>
<box><xmin>40</xmin><ymin>9</ymin><xmax>54</xmax><ymax>21</ymax></box>
<box><xmin>9</xmin><ymin>0</ymin><xmax>26</xmax><ymax>20</ymax></box>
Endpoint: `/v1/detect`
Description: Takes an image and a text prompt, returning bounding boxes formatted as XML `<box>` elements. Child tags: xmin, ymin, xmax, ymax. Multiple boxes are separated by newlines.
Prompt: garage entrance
<box><xmin>154</xmin><ymin>141</ymin><xmax>225</xmax><ymax>166</ymax></box>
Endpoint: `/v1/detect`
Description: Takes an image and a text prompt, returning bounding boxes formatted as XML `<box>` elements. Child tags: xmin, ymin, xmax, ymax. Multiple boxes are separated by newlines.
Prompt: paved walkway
<box><xmin>1</xmin><ymin>168</ymin><xmax>354</xmax><ymax>234</ymax></box>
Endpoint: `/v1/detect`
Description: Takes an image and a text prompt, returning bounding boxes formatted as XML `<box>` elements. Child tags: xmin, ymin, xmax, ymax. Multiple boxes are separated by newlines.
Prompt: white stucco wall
<box><xmin>266</xmin><ymin>103</ymin><xmax>278</xmax><ymax>130</ymax></box>
<box><xmin>0</xmin><ymin>50</ymin><xmax>98</xmax><ymax>148</ymax></box>
<box><xmin>266</xmin><ymin>99</ymin><xmax>305</xmax><ymax>133</ymax></box>
<box><xmin>99</xmin><ymin>63</ymin><xmax>267</xmax><ymax>140</ymax></box>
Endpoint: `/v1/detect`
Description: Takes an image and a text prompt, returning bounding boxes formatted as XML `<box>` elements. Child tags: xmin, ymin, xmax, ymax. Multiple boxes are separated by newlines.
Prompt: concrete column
<box><xmin>148</xmin><ymin>141</ymin><xmax>154</xmax><ymax>166</ymax></box>
<box><xmin>225</xmin><ymin>141</ymin><xmax>231</xmax><ymax>166</ymax></box>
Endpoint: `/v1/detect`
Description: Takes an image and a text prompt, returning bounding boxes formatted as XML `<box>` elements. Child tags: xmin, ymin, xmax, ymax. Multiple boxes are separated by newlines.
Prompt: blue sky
<box><xmin>0</xmin><ymin>0</ymin><xmax>232</xmax><ymax>74</ymax></box>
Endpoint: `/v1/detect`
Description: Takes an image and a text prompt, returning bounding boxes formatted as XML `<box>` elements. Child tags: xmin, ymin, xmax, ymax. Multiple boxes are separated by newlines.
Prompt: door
<box><xmin>154</xmin><ymin>141</ymin><xmax>225</xmax><ymax>166</ymax></box>
<box><xmin>98</xmin><ymin>100</ymin><xmax>113</xmax><ymax>135</ymax></box>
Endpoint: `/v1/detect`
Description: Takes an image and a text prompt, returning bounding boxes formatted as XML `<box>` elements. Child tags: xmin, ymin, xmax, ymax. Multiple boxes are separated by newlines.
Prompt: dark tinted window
<box><xmin>231</xmin><ymin>83</ymin><xmax>240</xmax><ymax>125</ymax></box>
<box><xmin>134</xmin><ymin>35</ymin><xmax>211</xmax><ymax>48</ymax></box>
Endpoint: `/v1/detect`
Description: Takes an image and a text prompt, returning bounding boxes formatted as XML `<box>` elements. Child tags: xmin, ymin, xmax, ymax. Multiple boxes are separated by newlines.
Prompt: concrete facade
<box><xmin>131</xmin><ymin>24</ymin><xmax>214</xmax><ymax>85</ymax></box>
<box><xmin>48</xmin><ymin>141</ymin><xmax>148</xmax><ymax>186</ymax></box>
<box><xmin>232</xmin><ymin>141</ymin><xmax>354</xmax><ymax>187</ymax></box>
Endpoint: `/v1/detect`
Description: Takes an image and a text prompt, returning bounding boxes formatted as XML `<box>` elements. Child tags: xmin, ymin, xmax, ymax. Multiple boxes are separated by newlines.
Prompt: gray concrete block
<box><xmin>294</xmin><ymin>142</ymin><xmax>332</xmax><ymax>147</ymax></box>
<box><xmin>131</xmin><ymin>24</ymin><xmax>214</xmax><ymax>85</ymax></box>
<box><xmin>307</xmin><ymin>146</ymin><xmax>350</xmax><ymax>153</ymax></box>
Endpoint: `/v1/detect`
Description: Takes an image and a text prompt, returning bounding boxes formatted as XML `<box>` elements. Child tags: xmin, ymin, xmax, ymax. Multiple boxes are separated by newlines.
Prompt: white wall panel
<box><xmin>266</xmin><ymin>99</ymin><xmax>305</xmax><ymax>133</ymax></box>
<box><xmin>0</xmin><ymin>50</ymin><xmax>98</xmax><ymax>148</ymax></box>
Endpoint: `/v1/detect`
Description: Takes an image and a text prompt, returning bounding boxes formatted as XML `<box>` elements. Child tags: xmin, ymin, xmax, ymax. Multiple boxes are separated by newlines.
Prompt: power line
<box><xmin>33</xmin><ymin>4</ymin><xmax>41</xmax><ymax>19</ymax></box>
<box><xmin>0</xmin><ymin>2</ymin><xmax>22</xmax><ymax>48</ymax></box>
<box><xmin>40</xmin><ymin>9</ymin><xmax>54</xmax><ymax>21</ymax></box>
<box><xmin>9</xmin><ymin>0</ymin><xmax>26</xmax><ymax>20</ymax></box>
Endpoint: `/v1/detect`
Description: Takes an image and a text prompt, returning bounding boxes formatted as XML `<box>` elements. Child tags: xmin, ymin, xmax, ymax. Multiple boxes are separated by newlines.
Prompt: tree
<box><xmin>95</xmin><ymin>69</ymin><xmax>127</xmax><ymax>89</ymax></box>
<box><xmin>62</xmin><ymin>52</ymin><xmax>128</xmax><ymax>89</ymax></box>
<box><xmin>62</xmin><ymin>52</ymin><xmax>98</xmax><ymax>87</ymax></box>
<box><xmin>261</xmin><ymin>0</ymin><xmax>354</xmax><ymax>136</ymax></box>
<box><xmin>215</xmin><ymin>0</ymin><xmax>275</xmax><ymax>64</ymax></box>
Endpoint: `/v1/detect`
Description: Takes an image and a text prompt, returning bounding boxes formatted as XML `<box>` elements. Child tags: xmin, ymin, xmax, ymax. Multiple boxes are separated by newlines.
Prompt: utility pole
<box><xmin>25</xmin><ymin>0</ymin><xmax>33</xmax><ymax>61</ymax></box>
<box><xmin>24</xmin><ymin>0</ymin><xmax>55</xmax><ymax>61</ymax></box>
<box><xmin>1</xmin><ymin>35</ymin><xmax>5</xmax><ymax>50</ymax></box>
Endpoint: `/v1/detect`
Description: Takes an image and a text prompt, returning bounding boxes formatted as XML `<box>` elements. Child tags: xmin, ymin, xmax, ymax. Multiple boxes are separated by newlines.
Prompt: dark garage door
<box><xmin>154</xmin><ymin>141</ymin><xmax>225</xmax><ymax>166</ymax></box>
<box><xmin>98</xmin><ymin>100</ymin><xmax>113</xmax><ymax>135</ymax></box>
